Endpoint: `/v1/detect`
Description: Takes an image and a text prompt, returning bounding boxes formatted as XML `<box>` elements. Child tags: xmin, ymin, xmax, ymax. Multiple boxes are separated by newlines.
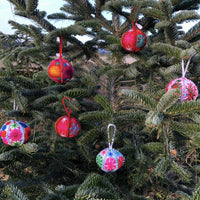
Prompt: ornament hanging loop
<box><xmin>182</xmin><ymin>57</ymin><xmax>191</xmax><ymax>78</ymax></box>
<box><xmin>59</xmin><ymin>36</ymin><xmax>64</xmax><ymax>83</ymax></box>
<box><xmin>62</xmin><ymin>97</ymin><xmax>73</xmax><ymax>117</ymax></box>
<box><xmin>130</xmin><ymin>7</ymin><xmax>139</xmax><ymax>26</ymax></box>
<box><xmin>107</xmin><ymin>124</ymin><xmax>116</xmax><ymax>149</ymax></box>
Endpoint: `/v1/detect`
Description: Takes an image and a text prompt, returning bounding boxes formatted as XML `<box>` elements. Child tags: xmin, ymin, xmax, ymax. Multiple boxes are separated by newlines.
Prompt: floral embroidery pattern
<box><xmin>136</xmin><ymin>34</ymin><xmax>146</xmax><ymax>48</ymax></box>
<box><xmin>0</xmin><ymin>120</ymin><xmax>31</xmax><ymax>146</ymax></box>
<box><xmin>96</xmin><ymin>148</ymin><xmax>125</xmax><ymax>172</ymax></box>
<box><xmin>104</xmin><ymin>157</ymin><xmax>117</xmax><ymax>171</ymax></box>
<box><xmin>166</xmin><ymin>77</ymin><xmax>198</xmax><ymax>102</ymax></box>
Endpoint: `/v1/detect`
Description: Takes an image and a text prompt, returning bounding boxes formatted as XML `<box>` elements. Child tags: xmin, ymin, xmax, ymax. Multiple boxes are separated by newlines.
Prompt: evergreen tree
<box><xmin>0</xmin><ymin>0</ymin><xmax>200</xmax><ymax>199</ymax></box>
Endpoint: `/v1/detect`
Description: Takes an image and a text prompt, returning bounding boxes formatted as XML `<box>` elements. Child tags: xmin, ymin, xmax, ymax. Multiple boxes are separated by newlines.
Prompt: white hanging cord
<box><xmin>107</xmin><ymin>123</ymin><xmax>116</xmax><ymax>149</ymax></box>
<box><xmin>13</xmin><ymin>99</ymin><xmax>15</xmax><ymax>110</ymax></box>
<box><xmin>182</xmin><ymin>57</ymin><xmax>192</xmax><ymax>78</ymax></box>
<box><xmin>13</xmin><ymin>99</ymin><xmax>18</xmax><ymax>111</ymax></box>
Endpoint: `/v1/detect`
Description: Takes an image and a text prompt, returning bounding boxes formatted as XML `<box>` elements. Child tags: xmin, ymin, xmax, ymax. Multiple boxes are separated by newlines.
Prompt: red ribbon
<box><xmin>62</xmin><ymin>96</ymin><xmax>73</xmax><ymax>137</ymax></box>
<box><xmin>62</xmin><ymin>96</ymin><xmax>73</xmax><ymax>117</ymax></box>
<box><xmin>131</xmin><ymin>7</ymin><xmax>139</xmax><ymax>26</ymax></box>
<box><xmin>59</xmin><ymin>36</ymin><xmax>64</xmax><ymax>83</ymax></box>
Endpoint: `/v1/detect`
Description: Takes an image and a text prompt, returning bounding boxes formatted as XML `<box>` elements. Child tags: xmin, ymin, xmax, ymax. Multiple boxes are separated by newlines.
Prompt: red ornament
<box><xmin>55</xmin><ymin>97</ymin><xmax>81</xmax><ymax>138</ymax></box>
<box><xmin>48</xmin><ymin>36</ymin><xmax>74</xmax><ymax>83</ymax></box>
<box><xmin>121</xmin><ymin>7</ymin><xmax>147</xmax><ymax>52</ymax></box>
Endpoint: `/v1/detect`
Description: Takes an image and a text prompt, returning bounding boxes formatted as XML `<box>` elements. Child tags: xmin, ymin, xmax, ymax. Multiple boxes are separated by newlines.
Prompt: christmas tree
<box><xmin>0</xmin><ymin>0</ymin><xmax>200</xmax><ymax>199</ymax></box>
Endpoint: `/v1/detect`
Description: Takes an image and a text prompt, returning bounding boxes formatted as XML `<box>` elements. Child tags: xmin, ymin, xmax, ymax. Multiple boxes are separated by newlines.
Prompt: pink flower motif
<box><xmin>9</xmin><ymin>129</ymin><xmax>22</xmax><ymax>142</ymax></box>
<box><xmin>104</xmin><ymin>157</ymin><xmax>117</xmax><ymax>171</ymax></box>
<box><xmin>185</xmin><ymin>83</ymin><xmax>198</xmax><ymax>101</ymax></box>
<box><xmin>101</xmin><ymin>150</ymin><xmax>107</xmax><ymax>156</ymax></box>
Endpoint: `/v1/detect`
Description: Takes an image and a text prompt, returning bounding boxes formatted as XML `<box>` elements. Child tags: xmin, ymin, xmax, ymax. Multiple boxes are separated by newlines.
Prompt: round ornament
<box><xmin>0</xmin><ymin>120</ymin><xmax>31</xmax><ymax>146</ymax></box>
<box><xmin>55</xmin><ymin>97</ymin><xmax>81</xmax><ymax>138</ymax></box>
<box><xmin>121</xmin><ymin>26</ymin><xmax>147</xmax><ymax>52</ymax></box>
<box><xmin>121</xmin><ymin>7</ymin><xmax>147</xmax><ymax>52</ymax></box>
<box><xmin>48</xmin><ymin>58</ymin><xmax>74</xmax><ymax>83</ymax></box>
<box><xmin>166</xmin><ymin>77</ymin><xmax>198</xmax><ymax>102</ymax></box>
<box><xmin>96</xmin><ymin>147</ymin><xmax>125</xmax><ymax>172</ymax></box>
<box><xmin>55</xmin><ymin>115</ymin><xmax>81</xmax><ymax>138</ymax></box>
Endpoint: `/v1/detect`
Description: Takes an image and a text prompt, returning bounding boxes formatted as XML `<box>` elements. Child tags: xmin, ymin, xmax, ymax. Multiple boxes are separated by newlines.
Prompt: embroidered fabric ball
<box><xmin>166</xmin><ymin>77</ymin><xmax>198</xmax><ymax>102</ymax></box>
<box><xmin>48</xmin><ymin>58</ymin><xmax>74</xmax><ymax>83</ymax></box>
<box><xmin>96</xmin><ymin>148</ymin><xmax>125</xmax><ymax>172</ymax></box>
<box><xmin>121</xmin><ymin>26</ymin><xmax>147</xmax><ymax>52</ymax></box>
<box><xmin>55</xmin><ymin>116</ymin><xmax>81</xmax><ymax>138</ymax></box>
<box><xmin>0</xmin><ymin>120</ymin><xmax>31</xmax><ymax>146</ymax></box>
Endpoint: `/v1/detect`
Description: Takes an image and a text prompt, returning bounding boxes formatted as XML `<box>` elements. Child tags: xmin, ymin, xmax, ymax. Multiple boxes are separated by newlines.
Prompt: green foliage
<box><xmin>121</xmin><ymin>89</ymin><xmax>157</xmax><ymax>110</ymax></box>
<box><xmin>74</xmin><ymin>173</ymin><xmax>123</xmax><ymax>200</ymax></box>
<box><xmin>0</xmin><ymin>0</ymin><xmax>200</xmax><ymax>199</ymax></box>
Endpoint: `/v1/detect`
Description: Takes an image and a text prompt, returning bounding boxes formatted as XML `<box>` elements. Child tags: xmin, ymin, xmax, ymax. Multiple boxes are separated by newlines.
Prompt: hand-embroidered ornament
<box><xmin>121</xmin><ymin>7</ymin><xmax>147</xmax><ymax>52</ymax></box>
<box><xmin>48</xmin><ymin>36</ymin><xmax>74</xmax><ymax>83</ymax></box>
<box><xmin>0</xmin><ymin>120</ymin><xmax>31</xmax><ymax>146</ymax></box>
<box><xmin>55</xmin><ymin>97</ymin><xmax>81</xmax><ymax>138</ymax></box>
<box><xmin>166</xmin><ymin>58</ymin><xmax>198</xmax><ymax>102</ymax></box>
<box><xmin>96</xmin><ymin>124</ymin><xmax>125</xmax><ymax>172</ymax></box>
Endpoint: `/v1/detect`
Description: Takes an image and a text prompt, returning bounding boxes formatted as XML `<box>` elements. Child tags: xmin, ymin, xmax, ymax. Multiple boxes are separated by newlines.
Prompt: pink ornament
<box><xmin>166</xmin><ymin>77</ymin><xmax>198</xmax><ymax>102</ymax></box>
<box><xmin>0</xmin><ymin>120</ymin><xmax>31</xmax><ymax>146</ymax></box>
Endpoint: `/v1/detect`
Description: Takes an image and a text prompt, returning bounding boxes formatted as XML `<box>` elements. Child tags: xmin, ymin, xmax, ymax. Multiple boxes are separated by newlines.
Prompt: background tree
<box><xmin>0</xmin><ymin>0</ymin><xmax>200</xmax><ymax>199</ymax></box>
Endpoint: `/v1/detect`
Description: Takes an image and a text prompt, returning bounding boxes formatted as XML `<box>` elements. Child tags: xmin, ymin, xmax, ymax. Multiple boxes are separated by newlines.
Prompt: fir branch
<box><xmin>0</xmin><ymin>149</ymin><xmax>20</xmax><ymax>161</ymax></box>
<box><xmin>172</xmin><ymin>11</ymin><xmax>200</xmax><ymax>24</ymax></box>
<box><xmin>159</xmin><ymin>62</ymin><xmax>181</xmax><ymax>76</ymax></box>
<box><xmin>15</xmin><ymin>90</ymin><xmax>29</xmax><ymax>112</ymax></box>
<box><xmin>155</xmin><ymin>20</ymin><xmax>171</xmax><ymax>29</ymax></box>
<box><xmin>181</xmin><ymin>21</ymin><xmax>200</xmax><ymax>42</ymax></box>
<box><xmin>114</xmin><ymin>110</ymin><xmax>146</xmax><ymax>123</ymax></box>
<box><xmin>151</xmin><ymin>43</ymin><xmax>182</xmax><ymax>58</ymax></box>
<box><xmin>8</xmin><ymin>20</ymin><xmax>31</xmax><ymax>34</ymax></box>
<box><xmin>165</xmin><ymin>101</ymin><xmax>200</xmax><ymax>115</ymax></box>
<box><xmin>143</xmin><ymin>142</ymin><xmax>164</xmax><ymax>154</ymax></box>
<box><xmin>8</xmin><ymin>0</ymin><xmax>26</xmax><ymax>11</ymax></box>
<box><xmin>171</xmin><ymin>160</ymin><xmax>191</xmax><ymax>183</ymax></box>
<box><xmin>79</xmin><ymin>111</ymin><xmax>111</xmax><ymax>122</ymax></box>
<box><xmin>156</xmin><ymin>89</ymin><xmax>180</xmax><ymax>113</ymax></box>
<box><xmin>62</xmin><ymin>88</ymin><xmax>90</xmax><ymax>98</ymax></box>
<box><xmin>55</xmin><ymin>184</ymin><xmax>79</xmax><ymax>198</ymax></box>
<box><xmin>141</xmin><ymin>8</ymin><xmax>165</xmax><ymax>20</ymax></box>
<box><xmin>159</xmin><ymin>0</ymin><xmax>172</xmax><ymax>20</ymax></box>
<box><xmin>74</xmin><ymin>173</ymin><xmax>122</xmax><ymax>200</ymax></box>
<box><xmin>47</xmin><ymin>13</ymin><xmax>72</xmax><ymax>20</ymax></box>
<box><xmin>154</xmin><ymin>158</ymin><xmax>169</xmax><ymax>178</ymax></box>
<box><xmin>191</xmin><ymin>182</ymin><xmax>200</xmax><ymax>200</ymax></box>
<box><xmin>26</xmin><ymin>0</ymin><xmax>38</xmax><ymax>14</ymax></box>
<box><xmin>169</xmin><ymin>120</ymin><xmax>200</xmax><ymax>136</ymax></box>
<box><xmin>77</xmin><ymin>128</ymin><xmax>99</xmax><ymax>146</ymax></box>
<box><xmin>121</xmin><ymin>89</ymin><xmax>157</xmax><ymax>111</ymax></box>
<box><xmin>94</xmin><ymin>94</ymin><xmax>113</xmax><ymax>113</ymax></box>
<box><xmin>6</xmin><ymin>184</ymin><xmax>29</xmax><ymax>200</ymax></box>
<box><xmin>32</xmin><ymin>95</ymin><xmax>58</xmax><ymax>109</ymax></box>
